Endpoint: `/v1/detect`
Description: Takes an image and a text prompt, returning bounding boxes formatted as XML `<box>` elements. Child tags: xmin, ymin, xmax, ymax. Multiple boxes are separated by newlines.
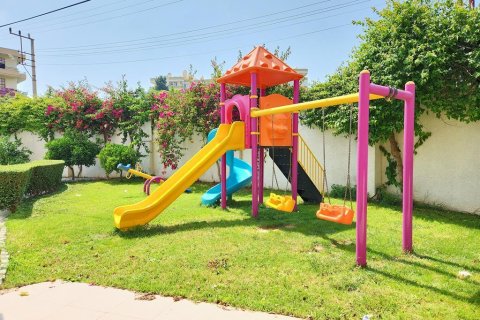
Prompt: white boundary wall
<box><xmin>15</xmin><ymin>114</ymin><xmax>480</xmax><ymax>214</ymax></box>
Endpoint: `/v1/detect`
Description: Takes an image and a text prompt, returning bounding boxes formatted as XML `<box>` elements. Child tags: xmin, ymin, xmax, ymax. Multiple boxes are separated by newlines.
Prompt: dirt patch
<box><xmin>207</xmin><ymin>258</ymin><xmax>229</xmax><ymax>274</ymax></box>
<box><xmin>135</xmin><ymin>293</ymin><xmax>156</xmax><ymax>301</ymax></box>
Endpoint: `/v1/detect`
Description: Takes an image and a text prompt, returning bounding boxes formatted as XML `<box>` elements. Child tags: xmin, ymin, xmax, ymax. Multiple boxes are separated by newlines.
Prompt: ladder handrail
<box><xmin>297</xmin><ymin>134</ymin><xmax>324</xmax><ymax>194</ymax></box>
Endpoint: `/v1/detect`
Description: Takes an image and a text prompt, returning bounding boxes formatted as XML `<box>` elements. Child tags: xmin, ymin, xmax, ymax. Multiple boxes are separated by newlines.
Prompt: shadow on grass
<box><xmin>317</xmin><ymin>233</ymin><xmax>480</xmax><ymax>305</ymax></box>
<box><xmin>8</xmin><ymin>184</ymin><xmax>69</xmax><ymax>220</ymax></box>
<box><xmin>368</xmin><ymin>201</ymin><xmax>480</xmax><ymax>230</ymax></box>
<box><xmin>116</xmin><ymin>198</ymin><xmax>355</xmax><ymax>239</ymax></box>
<box><xmin>367</xmin><ymin>267</ymin><xmax>480</xmax><ymax>305</ymax></box>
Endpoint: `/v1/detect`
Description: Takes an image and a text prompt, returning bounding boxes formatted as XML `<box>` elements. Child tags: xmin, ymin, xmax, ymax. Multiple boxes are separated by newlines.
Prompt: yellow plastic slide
<box><xmin>114</xmin><ymin>121</ymin><xmax>245</xmax><ymax>229</ymax></box>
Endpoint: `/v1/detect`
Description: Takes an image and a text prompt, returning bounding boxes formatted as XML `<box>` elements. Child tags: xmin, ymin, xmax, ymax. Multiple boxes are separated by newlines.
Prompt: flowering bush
<box><xmin>103</xmin><ymin>78</ymin><xmax>152</xmax><ymax>152</ymax></box>
<box><xmin>0</xmin><ymin>75</ymin><xmax>243</xmax><ymax>175</ymax></box>
<box><xmin>152</xmin><ymin>79</ymin><xmax>242</xmax><ymax>172</ymax></box>
<box><xmin>154</xmin><ymin>89</ymin><xmax>194</xmax><ymax>172</ymax></box>
<box><xmin>188</xmin><ymin>81</ymin><xmax>222</xmax><ymax>137</ymax></box>
<box><xmin>51</xmin><ymin>81</ymin><xmax>105</xmax><ymax>139</ymax></box>
<box><xmin>0</xmin><ymin>88</ymin><xmax>16</xmax><ymax>98</ymax></box>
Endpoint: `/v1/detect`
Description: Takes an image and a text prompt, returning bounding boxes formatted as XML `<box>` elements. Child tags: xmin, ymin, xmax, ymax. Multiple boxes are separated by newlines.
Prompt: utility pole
<box><xmin>9</xmin><ymin>28</ymin><xmax>37</xmax><ymax>97</ymax></box>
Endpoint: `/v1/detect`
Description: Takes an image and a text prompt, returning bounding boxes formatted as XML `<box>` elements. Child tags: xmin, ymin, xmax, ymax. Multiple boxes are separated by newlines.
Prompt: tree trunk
<box><xmin>68</xmin><ymin>166</ymin><xmax>75</xmax><ymax>181</ymax></box>
<box><xmin>77</xmin><ymin>165</ymin><xmax>83</xmax><ymax>178</ymax></box>
<box><xmin>388</xmin><ymin>134</ymin><xmax>403</xmax><ymax>185</ymax></box>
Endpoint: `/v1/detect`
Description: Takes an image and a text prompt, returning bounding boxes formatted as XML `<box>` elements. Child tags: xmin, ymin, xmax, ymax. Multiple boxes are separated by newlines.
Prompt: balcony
<box><xmin>0</xmin><ymin>66</ymin><xmax>26</xmax><ymax>82</ymax></box>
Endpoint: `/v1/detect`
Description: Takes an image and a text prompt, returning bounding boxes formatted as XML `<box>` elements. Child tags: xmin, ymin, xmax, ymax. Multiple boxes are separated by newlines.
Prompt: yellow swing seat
<box><xmin>265</xmin><ymin>193</ymin><xmax>296</xmax><ymax>213</ymax></box>
<box><xmin>316</xmin><ymin>203</ymin><xmax>354</xmax><ymax>225</ymax></box>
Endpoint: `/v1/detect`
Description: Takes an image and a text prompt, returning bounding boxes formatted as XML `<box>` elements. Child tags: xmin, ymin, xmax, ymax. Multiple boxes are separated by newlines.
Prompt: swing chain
<box><xmin>322</xmin><ymin>108</ymin><xmax>331</xmax><ymax>204</ymax></box>
<box><xmin>344</xmin><ymin>105</ymin><xmax>353</xmax><ymax>209</ymax></box>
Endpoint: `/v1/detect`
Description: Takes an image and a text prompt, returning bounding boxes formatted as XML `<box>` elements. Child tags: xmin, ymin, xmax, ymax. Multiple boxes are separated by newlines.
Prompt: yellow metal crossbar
<box><xmin>251</xmin><ymin>93</ymin><xmax>383</xmax><ymax>118</ymax></box>
<box><xmin>298</xmin><ymin>134</ymin><xmax>324</xmax><ymax>194</ymax></box>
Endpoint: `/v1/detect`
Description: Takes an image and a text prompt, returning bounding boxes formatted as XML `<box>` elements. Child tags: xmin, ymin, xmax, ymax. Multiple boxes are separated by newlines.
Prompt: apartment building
<box><xmin>0</xmin><ymin>47</ymin><xmax>26</xmax><ymax>90</ymax></box>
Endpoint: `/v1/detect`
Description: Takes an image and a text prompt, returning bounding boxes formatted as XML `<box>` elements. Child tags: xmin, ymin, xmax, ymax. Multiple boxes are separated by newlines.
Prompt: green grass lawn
<box><xmin>2</xmin><ymin>180</ymin><xmax>479</xmax><ymax>319</ymax></box>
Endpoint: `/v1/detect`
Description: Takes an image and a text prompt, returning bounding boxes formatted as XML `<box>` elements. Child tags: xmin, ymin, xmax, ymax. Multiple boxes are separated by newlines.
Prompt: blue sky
<box><xmin>1</xmin><ymin>0</ymin><xmax>387</xmax><ymax>95</ymax></box>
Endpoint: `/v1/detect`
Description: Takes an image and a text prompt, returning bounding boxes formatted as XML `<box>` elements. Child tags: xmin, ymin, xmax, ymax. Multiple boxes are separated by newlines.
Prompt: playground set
<box><xmin>113</xmin><ymin>46</ymin><xmax>416</xmax><ymax>266</ymax></box>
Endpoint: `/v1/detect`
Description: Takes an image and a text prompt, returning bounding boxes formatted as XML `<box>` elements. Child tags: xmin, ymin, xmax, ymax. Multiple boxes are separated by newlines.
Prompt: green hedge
<box><xmin>26</xmin><ymin>160</ymin><xmax>65</xmax><ymax>196</ymax></box>
<box><xmin>0</xmin><ymin>163</ymin><xmax>31</xmax><ymax>211</ymax></box>
<box><xmin>0</xmin><ymin>160</ymin><xmax>64</xmax><ymax>211</ymax></box>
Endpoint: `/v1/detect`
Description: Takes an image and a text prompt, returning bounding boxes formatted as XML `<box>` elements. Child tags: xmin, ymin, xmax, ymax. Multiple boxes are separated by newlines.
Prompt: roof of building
<box><xmin>0</xmin><ymin>47</ymin><xmax>23</xmax><ymax>59</ymax></box>
<box><xmin>217</xmin><ymin>46</ymin><xmax>303</xmax><ymax>88</ymax></box>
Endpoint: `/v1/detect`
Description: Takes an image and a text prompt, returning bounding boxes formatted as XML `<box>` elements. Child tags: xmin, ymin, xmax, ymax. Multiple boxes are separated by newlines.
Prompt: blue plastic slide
<box><xmin>201</xmin><ymin>128</ymin><xmax>252</xmax><ymax>206</ymax></box>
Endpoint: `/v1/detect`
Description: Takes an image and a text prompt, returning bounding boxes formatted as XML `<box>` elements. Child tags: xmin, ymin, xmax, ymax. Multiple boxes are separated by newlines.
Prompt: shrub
<box><xmin>98</xmin><ymin>143</ymin><xmax>139</xmax><ymax>177</ymax></box>
<box><xmin>329</xmin><ymin>184</ymin><xmax>357</xmax><ymax>200</ymax></box>
<box><xmin>45</xmin><ymin>132</ymin><xmax>100</xmax><ymax>180</ymax></box>
<box><xmin>0</xmin><ymin>163</ymin><xmax>31</xmax><ymax>211</ymax></box>
<box><xmin>26</xmin><ymin>160</ymin><xmax>65</xmax><ymax>196</ymax></box>
<box><xmin>0</xmin><ymin>136</ymin><xmax>32</xmax><ymax>165</ymax></box>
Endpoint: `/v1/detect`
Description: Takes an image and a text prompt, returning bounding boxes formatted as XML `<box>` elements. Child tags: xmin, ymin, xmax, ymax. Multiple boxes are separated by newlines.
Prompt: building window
<box><xmin>0</xmin><ymin>78</ymin><xmax>5</xmax><ymax>89</ymax></box>
<box><xmin>0</xmin><ymin>58</ymin><xmax>5</xmax><ymax>69</ymax></box>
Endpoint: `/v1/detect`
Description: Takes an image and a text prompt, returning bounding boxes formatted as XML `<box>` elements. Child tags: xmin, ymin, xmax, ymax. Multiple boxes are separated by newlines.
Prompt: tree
<box><xmin>302</xmin><ymin>0</ymin><xmax>479</xmax><ymax>187</ymax></box>
<box><xmin>152</xmin><ymin>75</ymin><xmax>168</xmax><ymax>91</ymax></box>
<box><xmin>45</xmin><ymin>131</ymin><xmax>100</xmax><ymax>180</ymax></box>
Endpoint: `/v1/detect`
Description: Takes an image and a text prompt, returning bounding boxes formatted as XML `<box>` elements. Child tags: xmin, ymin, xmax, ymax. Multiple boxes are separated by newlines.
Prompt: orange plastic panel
<box><xmin>217</xmin><ymin>46</ymin><xmax>303</xmax><ymax>88</ymax></box>
<box><xmin>259</xmin><ymin>94</ymin><xmax>292</xmax><ymax>147</ymax></box>
<box><xmin>316</xmin><ymin>203</ymin><xmax>354</xmax><ymax>225</ymax></box>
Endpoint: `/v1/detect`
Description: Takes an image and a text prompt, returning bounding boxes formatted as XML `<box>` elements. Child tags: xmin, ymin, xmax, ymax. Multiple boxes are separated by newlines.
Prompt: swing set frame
<box><xmin>247</xmin><ymin>71</ymin><xmax>415</xmax><ymax>266</ymax></box>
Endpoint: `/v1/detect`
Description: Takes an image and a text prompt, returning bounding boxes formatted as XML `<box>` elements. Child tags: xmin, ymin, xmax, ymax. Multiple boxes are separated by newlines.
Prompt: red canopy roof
<box><xmin>217</xmin><ymin>46</ymin><xmax>303</xmax><ymax>88</ymax></box>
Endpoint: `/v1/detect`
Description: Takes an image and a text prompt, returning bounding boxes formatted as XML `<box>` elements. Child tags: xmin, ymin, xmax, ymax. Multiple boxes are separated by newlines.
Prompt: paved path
<box><xmin>0</xmin><ymin>281</ymin><xmax>299</xmax><ymax>320</ymax></box>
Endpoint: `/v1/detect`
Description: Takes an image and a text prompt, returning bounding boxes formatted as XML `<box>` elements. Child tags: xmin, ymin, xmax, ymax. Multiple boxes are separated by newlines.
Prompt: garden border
<box><xmin>0</xmin><ymin>209</ymin><xmax>9</xmax><ymax>284</ymax></box>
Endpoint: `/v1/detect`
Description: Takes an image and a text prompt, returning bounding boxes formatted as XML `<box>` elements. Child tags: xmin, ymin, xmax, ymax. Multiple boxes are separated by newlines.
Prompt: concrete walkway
<box><xmin>0</xmin><ymin>281</ymin><xmax>299</xmax><ymax>320</ymax></box>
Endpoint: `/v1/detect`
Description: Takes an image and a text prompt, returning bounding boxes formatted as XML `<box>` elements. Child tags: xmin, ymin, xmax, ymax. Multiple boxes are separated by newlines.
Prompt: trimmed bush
<box><xmin>26</xmin><ymin>160</ymin><xmax>65</xmax><ymax>196</ymax></box>
<box><xmin>0</xmin><ymin>160</ymin><xmax>65</xmax><ymax>211</ymax></box>
<box><xmin>98</xmin><ymin>143</ymin><xmax>139</xmax><ymax>177</ymax></box>
<box><xmin>0</xmin><ymin>163</ymin><xmax>31</xmax><ymax>211</ymax></box>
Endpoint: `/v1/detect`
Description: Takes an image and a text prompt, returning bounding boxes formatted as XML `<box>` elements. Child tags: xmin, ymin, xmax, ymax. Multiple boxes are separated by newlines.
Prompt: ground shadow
<box><xmin>317</xmin><ymin>233</ymin><xmax>480</xmax><ymax>305</ymax></box>
<box><xmin>368</xmin><ymin>201</ymin><xmax>480</xmax><ymax>230</ymax></box>
<box><xmin>7</xmin><ymin>184</ymin><xmax>69</xmax><ymax>220</ymax></box>
<box><xmin>116</xmin><ymin>196</ymin><xmax>355</xmax><ymax>239</ymax></box>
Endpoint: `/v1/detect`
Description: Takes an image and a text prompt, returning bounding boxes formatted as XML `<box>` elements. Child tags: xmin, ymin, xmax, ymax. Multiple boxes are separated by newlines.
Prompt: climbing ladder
<box><xmin>268</xmin><ymin>134</ymin><xmax>324</xmax><ymax>204</ymax></box>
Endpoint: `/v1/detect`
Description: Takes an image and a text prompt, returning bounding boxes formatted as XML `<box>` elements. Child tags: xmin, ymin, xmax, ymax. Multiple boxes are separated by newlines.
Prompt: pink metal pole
<box><xmin>402</xmin><ymin>82</ymin><xmax>415</xmax><ymax>252</ymax></box>
<box><xmin>258</xmin><ymin>147</ymin><xmax>264</xmax><ymax>205</ymax></box>
<box><xmin>258</xmin><ymin>88</ymin><xmax>266</xmax><ymax>204</ymax></box>
<box><xmin>369</xmin><ymin>83</ymin><xmax>413</xmax><ymax>101</ymax></box>
<box><xmin>250</xmin><ymin>73</ymin><xmax>259</xmax><ymax>217</ymax></box>
<box><xmin>356</xmin><ymin>70</ymin><xmax>370</xmax><ymax>267</ymax></box>
<box><xmin>220</xmin><ymin>83</ymin><xmax>227</xmax><ymax>209</ymax></box>
<box><xmin>292</xmin><ymin>80</ymin><xmax>300</xmax><ymax>210</ymax></box>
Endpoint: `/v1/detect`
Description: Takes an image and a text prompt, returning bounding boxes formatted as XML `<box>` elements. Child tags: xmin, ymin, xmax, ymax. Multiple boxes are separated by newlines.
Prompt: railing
<box><xmin>297</xmin><ymin>134</ymin><xmax>324</xmax><ymax>194</ymax></box>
